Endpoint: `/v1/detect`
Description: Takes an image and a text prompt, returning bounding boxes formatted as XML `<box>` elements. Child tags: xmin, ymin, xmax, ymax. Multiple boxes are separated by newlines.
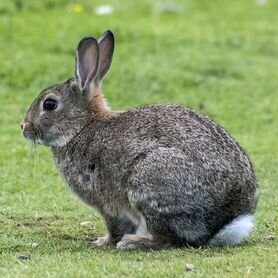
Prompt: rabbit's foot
<box><xmin>91</xmin><ymin>234</ymin><xmax>113</xmax><ymax>247</ymax></box>
<box><xmin>116</xmin><ymin>234</ymin><xmax>171</xmax><ymax>250</ymax></box>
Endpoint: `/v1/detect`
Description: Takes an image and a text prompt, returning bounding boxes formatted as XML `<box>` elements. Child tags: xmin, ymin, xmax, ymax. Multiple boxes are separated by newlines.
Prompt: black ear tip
<box><xmin>103</xmin><ymin>30</ymin><xmax>114</xmax><ymax>41</ymax></box>
<box><xmin>105</xmin><ymin>30</ymin><xmax>114</xmax><ymax>35</ymax></box>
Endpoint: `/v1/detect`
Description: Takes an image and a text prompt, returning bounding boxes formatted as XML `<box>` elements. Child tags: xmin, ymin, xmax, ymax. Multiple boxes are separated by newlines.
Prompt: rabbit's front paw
<box><xmin>91</xmin><ymin>234</ymin><xmax>112</xmax><ymax>247</ymax></box>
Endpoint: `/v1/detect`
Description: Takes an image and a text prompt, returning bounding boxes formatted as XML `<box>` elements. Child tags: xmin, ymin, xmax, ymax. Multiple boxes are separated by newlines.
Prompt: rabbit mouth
<box><xmin>22</xmin><ymin>123</ymin><xmax>42</xmax><ymax>145</ymax></box>
<box><xmin>22</xmin><ymin>122</ymin><xmax>72</xmax><ymax>147</ymax></box>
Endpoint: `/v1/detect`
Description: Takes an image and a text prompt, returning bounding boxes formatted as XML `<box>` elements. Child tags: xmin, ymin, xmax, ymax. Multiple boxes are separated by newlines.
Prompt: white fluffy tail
<box><xmin>208</xmin><ymin>215</ymin><xmax>255</xmax><ymax>247</ymax></box>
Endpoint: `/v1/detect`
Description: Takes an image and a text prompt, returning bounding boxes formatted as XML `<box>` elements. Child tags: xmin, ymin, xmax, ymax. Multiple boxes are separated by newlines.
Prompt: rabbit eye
<box><xmin>43</xmin><ymin>98</ymin><xmax>58</xmax><ymax>111</ymax></box>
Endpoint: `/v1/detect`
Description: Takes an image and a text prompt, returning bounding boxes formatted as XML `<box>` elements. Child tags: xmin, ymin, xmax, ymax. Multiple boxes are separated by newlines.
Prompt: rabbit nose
<box><xmin>21</xmin><ymin>121</ymin><xmax>28</xmax><ymax>130</ymax></box>
<box><xmin>22</xmin><ymin>121</ymin><xmax>33</xmax><ymax>131</ymax></box>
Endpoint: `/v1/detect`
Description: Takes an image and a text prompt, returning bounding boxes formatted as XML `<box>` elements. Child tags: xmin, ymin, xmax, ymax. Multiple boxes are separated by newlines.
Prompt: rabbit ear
<box><xmin>97</xmin><ymin>30</ymin><xmax>114</xmax><ymax>82</ymax></box>
<box><xmin>76</xmin><ymin>37</ymin><xmax>100</xmax><ymax>91</ymax></box>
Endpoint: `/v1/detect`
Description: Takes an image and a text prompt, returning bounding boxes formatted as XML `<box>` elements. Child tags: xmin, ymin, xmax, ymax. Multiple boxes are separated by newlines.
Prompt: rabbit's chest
<box><xmin>57</xmin><ymin>154</ymin><xmax>97</xmax><ymax>204</ymax></box>
<box><xmin>53</xmin><ymin>150</ymin><xmax>126</xmax><ymax>214</ymax></box>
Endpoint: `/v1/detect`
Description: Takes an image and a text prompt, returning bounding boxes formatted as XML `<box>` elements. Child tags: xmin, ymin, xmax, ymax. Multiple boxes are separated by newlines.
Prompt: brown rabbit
<box><xmin>22</xmin><ymin>30</ymin><xmax>259</xmax><ymax>250</ymax></box>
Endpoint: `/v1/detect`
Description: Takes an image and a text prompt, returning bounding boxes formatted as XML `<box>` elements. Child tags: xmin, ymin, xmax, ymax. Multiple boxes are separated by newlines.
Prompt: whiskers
<box><xmin>33</xmin><ymin>143</ymin><xmax>40</xmax><ymax>178</ymax></box>
<box><xmin>23</xmin><ymin>141</ymin><xmax>36</xmax><ymax>160</ymax></box>
<box><xmin>31</xmin><ymin>122</ymin><xmax>42</xmax><ymax>143</ymax></box>
<box><xmin>23</xmin><ymin>140</ymin><xmax>40</xmax><ymax>179</ymax></box>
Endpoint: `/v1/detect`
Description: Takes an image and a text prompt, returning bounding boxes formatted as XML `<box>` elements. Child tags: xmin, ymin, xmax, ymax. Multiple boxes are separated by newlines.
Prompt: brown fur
<box><xmin>89</xmin><ymin>86</ymin><xmax>109</xmax><ymax>115</ymax></box>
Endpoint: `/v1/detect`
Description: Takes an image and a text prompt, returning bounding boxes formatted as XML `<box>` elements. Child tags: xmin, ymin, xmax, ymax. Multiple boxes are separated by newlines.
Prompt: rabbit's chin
<box><xmin>24</xmin><ymin>134</ymin><xmax>71</xmax><ymax>147</ymax></box>
<box><xmin>36</xmin><ymin>135</ymin><xmax>71</xmax><ymax>147</ymax></box>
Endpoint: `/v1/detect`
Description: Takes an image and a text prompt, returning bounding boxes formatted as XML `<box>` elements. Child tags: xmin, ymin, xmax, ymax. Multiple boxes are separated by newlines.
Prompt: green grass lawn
<box><xmin>1</xmin><ymin>0</ymin><xmax>278</xmax><ymax>277</ymax></box>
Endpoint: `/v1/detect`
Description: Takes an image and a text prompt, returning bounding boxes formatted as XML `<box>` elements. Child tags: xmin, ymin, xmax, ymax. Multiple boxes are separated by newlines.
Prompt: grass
<box><xmin>0</xmin><ymin>0</ymin><xmax>278</xmax><ymax>277</ymax></box>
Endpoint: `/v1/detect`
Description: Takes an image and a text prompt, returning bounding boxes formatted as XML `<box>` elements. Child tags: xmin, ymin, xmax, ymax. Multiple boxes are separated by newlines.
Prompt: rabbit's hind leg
<box><xmin>116</xmin><ymin>205</ymin><xmax>173</xmax><ymax>250</ymax></box>
<box><xmin>116</xmin><ymin>234</ymin><xmax>172</xmax><ymax>250</ymax></box>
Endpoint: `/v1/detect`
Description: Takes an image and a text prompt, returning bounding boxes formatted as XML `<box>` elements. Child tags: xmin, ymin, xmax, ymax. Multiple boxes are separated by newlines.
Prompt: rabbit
<box><xmin>22</xmin><ymin>30</ymin><xmax>259</xmax><ymax>250</ymax></box>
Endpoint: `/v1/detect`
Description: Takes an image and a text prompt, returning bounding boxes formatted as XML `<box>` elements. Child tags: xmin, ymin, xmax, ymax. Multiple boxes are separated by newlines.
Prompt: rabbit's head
<box><xmin>21</xmin><ymin>31</ymin><xmax>114</xmax><ymax>147</ymax></box>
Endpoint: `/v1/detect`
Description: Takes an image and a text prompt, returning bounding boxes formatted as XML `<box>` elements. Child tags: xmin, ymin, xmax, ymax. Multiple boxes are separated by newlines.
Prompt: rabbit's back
<box><xmin>114</xmin><ymin>104</ymin><xmax>254</xmax><ymax>175</ymax></box>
